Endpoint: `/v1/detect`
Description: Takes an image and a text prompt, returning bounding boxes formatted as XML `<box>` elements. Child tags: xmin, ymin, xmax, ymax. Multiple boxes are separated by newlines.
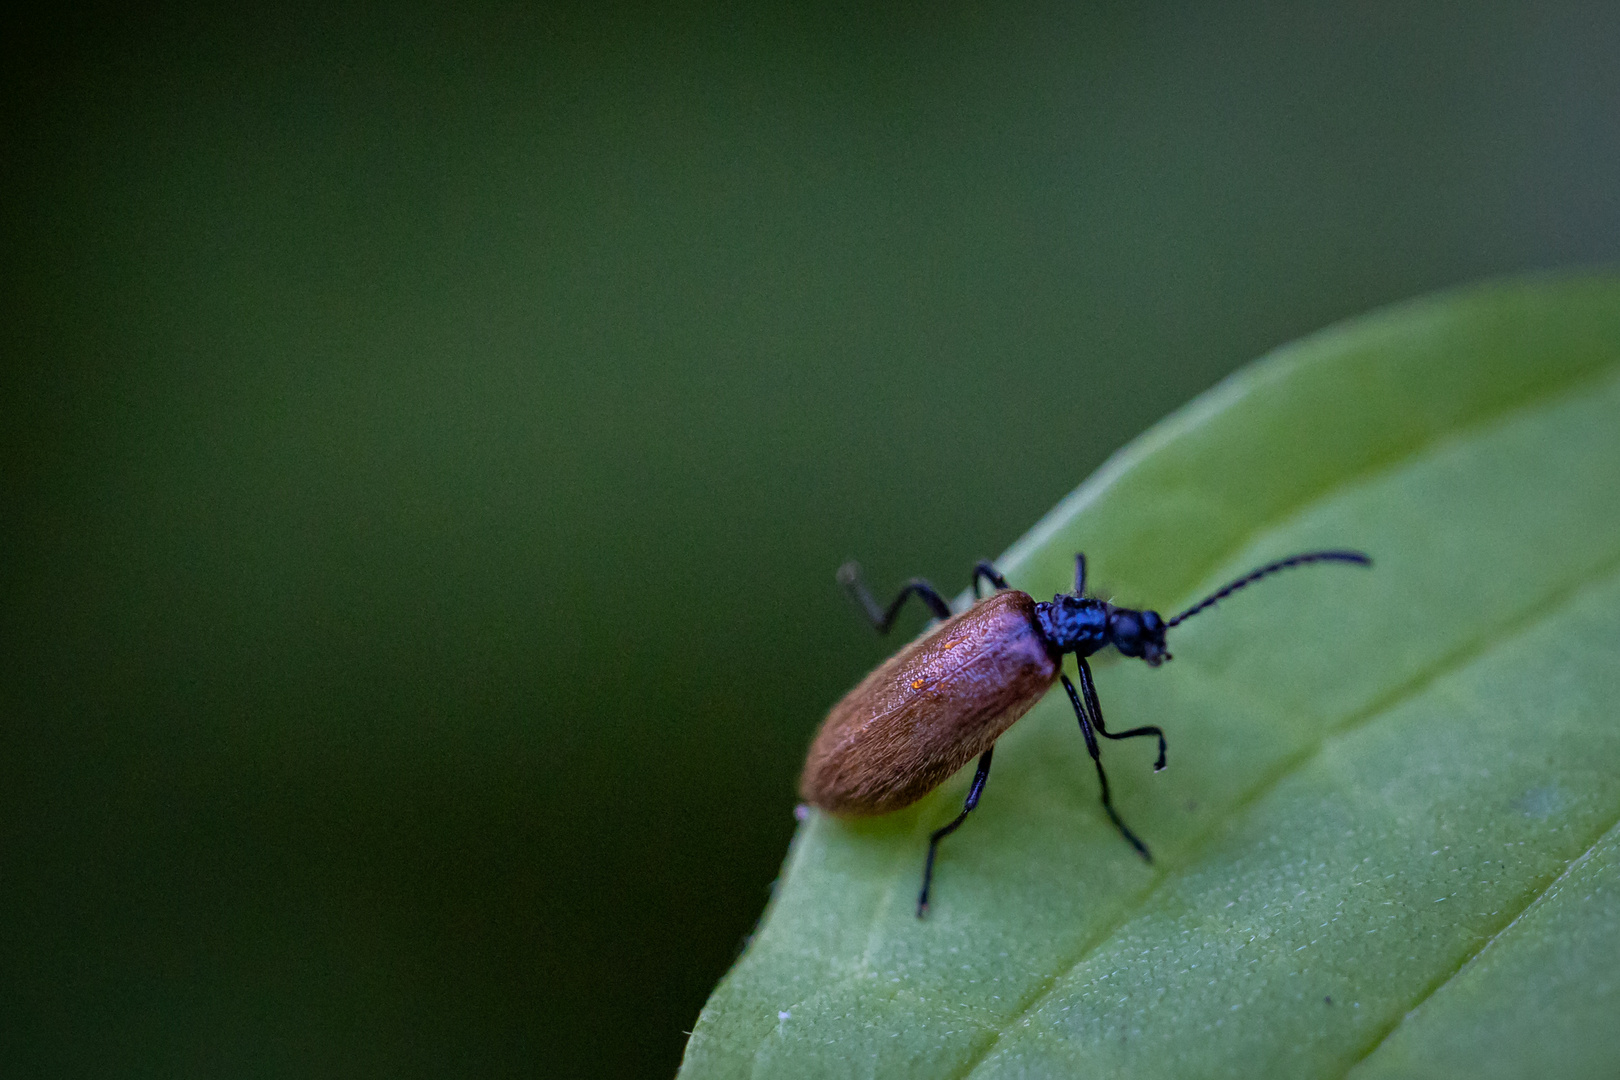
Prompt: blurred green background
<box><xmin>2</xmin><ymin>2</ymin><xmax>1617</xmax><ymax>1076</ymax></box>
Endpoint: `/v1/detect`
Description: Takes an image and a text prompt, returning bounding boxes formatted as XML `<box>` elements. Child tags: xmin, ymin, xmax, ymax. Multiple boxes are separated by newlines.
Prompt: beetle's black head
<box><xmin>1108</xmin><ymin>607</ymin><xmax>1170</xmax><ymax>667</ymax></box>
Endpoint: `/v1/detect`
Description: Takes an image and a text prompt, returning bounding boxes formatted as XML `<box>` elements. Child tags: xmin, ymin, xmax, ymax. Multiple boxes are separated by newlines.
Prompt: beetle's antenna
<box><xmin>1166</xmin><ymin>550</ymin><xmax>1371</xmax><ymax>628</ymax></box>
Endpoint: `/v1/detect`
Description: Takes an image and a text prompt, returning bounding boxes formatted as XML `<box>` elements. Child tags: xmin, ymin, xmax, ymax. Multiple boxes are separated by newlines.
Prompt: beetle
<box><xmin>799</xmin><ymin>548</ymin><xmax>1371</xmax><ymax>916</ymax></box>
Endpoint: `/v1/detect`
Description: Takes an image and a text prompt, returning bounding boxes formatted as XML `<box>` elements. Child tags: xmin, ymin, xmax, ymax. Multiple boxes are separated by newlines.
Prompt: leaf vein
<box><xmin>1340</xmin><ymin>814</ymin><xmax>1620</xmax><ymax>1077</ymax></box>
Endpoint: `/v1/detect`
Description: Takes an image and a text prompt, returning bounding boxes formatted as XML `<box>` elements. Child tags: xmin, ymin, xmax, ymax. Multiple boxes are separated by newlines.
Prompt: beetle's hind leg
<box><xmin>1077</xmin><ymin>658</ymin><xmax>1167</xmax><ymax>771</ymax></box>
<box><xmin>971</xmin><ymin>560</ymin><xmax>1010</xmax><ymax>598</ymax></box>
<box><xmin>1061</xmin><ymin>672</ymin><xmax>1153</xmax><ymax>861</ymax></box>
<box><xmin>917</xmin><ymin>747</ymin><xmax>994</xmax><ymax>918</ymax></box>
<box><xmin>838</xmin><ymin>562</ymin><xmax>951</xmax><ymax>632</ymax></box>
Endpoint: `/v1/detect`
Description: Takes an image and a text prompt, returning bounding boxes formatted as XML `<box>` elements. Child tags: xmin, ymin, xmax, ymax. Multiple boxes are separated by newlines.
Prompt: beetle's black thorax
<box><xmin>1033</xmin><ymin>595</ymin><xmax>1110</xmax><ymax>657</ymax></box>
<box><xmin>1034</xmin><ymin>594</ymin><xmax>1171</xmax><ymax>666</ymax></box>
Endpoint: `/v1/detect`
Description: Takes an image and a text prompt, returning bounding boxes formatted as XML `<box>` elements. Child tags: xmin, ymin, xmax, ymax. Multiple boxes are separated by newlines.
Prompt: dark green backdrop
<box><xmin>3</xmin><ymin>3</ymin><xmax>1617</xmax><ymax>1076</ymax></box>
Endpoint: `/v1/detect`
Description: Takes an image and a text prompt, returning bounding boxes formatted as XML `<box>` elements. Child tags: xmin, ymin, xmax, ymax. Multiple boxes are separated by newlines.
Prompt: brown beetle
<box><xmin>800</xmin><ymin>550</ymin><xmax>1370</xmax><ymax>916</ymax></box>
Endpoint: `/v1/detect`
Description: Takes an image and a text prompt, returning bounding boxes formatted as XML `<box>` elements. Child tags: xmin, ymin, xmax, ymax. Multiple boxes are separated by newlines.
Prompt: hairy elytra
<box><xmin>801</xmin><ymin>590</ymin><xmax>1057</xmax><ymax>816</ymax></box>
<box><xmin>799</xmin><ymin>550</ymin><xmax>1372</xmax><ymax>916</ymax></box>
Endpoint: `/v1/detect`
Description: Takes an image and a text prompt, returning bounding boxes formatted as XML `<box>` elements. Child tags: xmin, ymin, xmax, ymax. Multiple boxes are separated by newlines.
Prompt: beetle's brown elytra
<box><xmin>802</xmin><ymin>550</ymin><xmax>1372</xmax><ymax>917</ymax></box>
<box><xmin>800</xmin><ymin>590</ymin><xmax>1059</xmax><ymax>817</ymax></box>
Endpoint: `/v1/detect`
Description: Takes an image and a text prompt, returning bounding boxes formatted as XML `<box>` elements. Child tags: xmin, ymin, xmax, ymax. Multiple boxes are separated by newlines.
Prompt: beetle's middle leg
<box><xmin>1062</xmin><ymin>673</ymin><xmax>1153</xmax><ymax>862</ymax></box>
<box><xmin>917</xmin><ymin>747</ymin><xmax>993</xmax><ymax>918</ymax></box>
<box><xmin>838</xmin><ymin>562</ymin><xmax>952</xmax><ymax>631</ymax></box>
<box><xmin>971</xmin><ymin>560</ymin><xmax>1010</xmax><ymax>598</ymax></box>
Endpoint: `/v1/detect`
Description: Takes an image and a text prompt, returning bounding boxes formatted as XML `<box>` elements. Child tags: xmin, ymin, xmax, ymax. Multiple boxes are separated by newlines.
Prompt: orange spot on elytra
<box><xmin>910</xmin><ymin>679</ymin><xmax>925</xmax><ymax>690</ymax></box>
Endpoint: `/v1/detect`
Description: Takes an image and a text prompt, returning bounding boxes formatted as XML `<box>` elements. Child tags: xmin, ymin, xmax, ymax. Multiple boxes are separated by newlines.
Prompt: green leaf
<box><xmin>679</xmin><ymin>274</ymin><xmax>1620</xmax><ymax>1079</ymax></box>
